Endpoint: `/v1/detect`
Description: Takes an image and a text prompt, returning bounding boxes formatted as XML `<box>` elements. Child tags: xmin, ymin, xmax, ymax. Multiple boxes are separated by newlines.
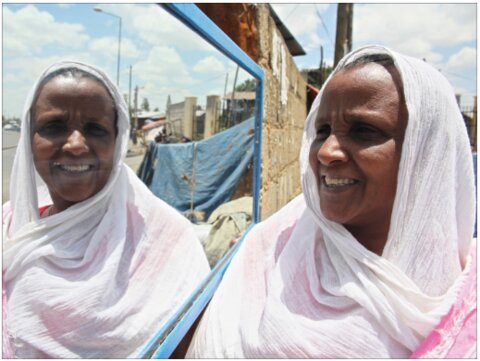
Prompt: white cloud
<box><xmin>193</xmin><ymin>56</ymin><xmax>226</xmax><ymax>74</ymax></box>
<box><xmin>89</xmin><ymin>37</ymin><xmax>141</xmax><ymax>59</ymax></box>
<box><xmin>272</xmin><ymin>4</ymin><xmax>320</xmax><ymax>37</ymax></box>
<box><xmin>353</xmin><ymin>4</ymin><xmax>476</xmax><ymax>54</ymax></box>
<box><xmin>96</xmin><ymin>4</ymin><xmax>215</xmax><ymax>52</ymax></box>
<box><xmin>3</xmin><ymin>5</ymin><xmax>89</xmax><ymax>57</ymax></box>
<box><xmin>3</xmin><ymin>54</ymin><xmax>83</xmax><ymax>117</ymax></box>
<box><xmin>130</xmin><ymin>46</ymin><xmax>194</xmax><ymax>110</ymax></box>
<box><xmin>271</xmin><ymin>4</ymin><xmax>331</xmax><ymax>50</ymax></box>
<box><xmin>446</xmin><ymin>47</ymin><xmax>476</xmax><ymax>71</ymax></box>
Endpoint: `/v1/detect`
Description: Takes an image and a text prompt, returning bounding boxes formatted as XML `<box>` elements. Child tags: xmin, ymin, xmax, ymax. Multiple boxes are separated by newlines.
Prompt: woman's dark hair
<box><xmin>343</xmin><ymin>53</ymin><xmax>395</xmax><ymax>70</ymax></box>
<box><xmin>339</xmin><ymin>52</ymin><xmax>407</xmax><ymax>119</ymax></box>
<box><xmin>31</xmin><ymin>67</ymin><xmax>118</xmax><ymax>131</ymax></box>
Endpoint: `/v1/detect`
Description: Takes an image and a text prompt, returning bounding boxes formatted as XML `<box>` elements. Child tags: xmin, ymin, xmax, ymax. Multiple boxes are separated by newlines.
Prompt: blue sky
<box><xmin>3</xmin><ymin>3</ymin><xmax>255</xmax><ymax>118</ymax></box>
<box><xmin>2</xmin><ymin>3</ymin><xmax>477</xmax><ymax>119</ymax></box>
<box><xmin>272</xmin><ymin>3</ymin><xmax>477</xmax><ymax>107</ymax></box>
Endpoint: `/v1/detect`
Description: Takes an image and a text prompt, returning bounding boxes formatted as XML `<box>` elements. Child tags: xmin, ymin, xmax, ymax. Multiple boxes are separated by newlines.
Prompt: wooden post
<box><xmin>334</xmin><ymin>3</ymin><xmax>353</xmax><ymax>67</ymax></box>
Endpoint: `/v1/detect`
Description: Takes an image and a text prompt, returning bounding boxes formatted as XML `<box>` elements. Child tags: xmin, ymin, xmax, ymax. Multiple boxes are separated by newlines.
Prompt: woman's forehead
<box><xmin>319</xmin><ymin>63</ymin><xmax>403</xmax><ymax>105</ymax></box>
<box><xmin>34</xmin><ymin>76</ymin><xmax>114</xmax><ymax>108</ymax></box>
<box><xmin>315</xmin><ymin>62</ymin><xmax>407</xmax><ymax>128</ymax></box>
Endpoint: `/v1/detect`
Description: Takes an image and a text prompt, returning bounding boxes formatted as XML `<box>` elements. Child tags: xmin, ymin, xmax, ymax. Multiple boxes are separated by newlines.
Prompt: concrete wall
<box><xmin>256</xmin><ymin>4</ymin><xmax>307</xmax><ymax>220</ymax></box>
<box><xmin>204</xmin><ymin>95</ymin><xmax>221</xmax><ymax>139</ymax></box>
<box><xmin>183</xmin><ymin>97</ymin><xmax>197</xmax><ymax>139</ymax></box>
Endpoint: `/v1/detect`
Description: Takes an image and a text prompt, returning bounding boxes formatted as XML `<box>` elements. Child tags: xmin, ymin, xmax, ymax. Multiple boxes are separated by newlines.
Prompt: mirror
<box><xmin>3</xmin><ymin>3</ymin><xmax>263</xmax><ymax>358</ymax></box>
<box><xmin>137</xmin><ymin>4</ymin><xmax>264</xmax><ymax>358</ymax></box>
<box><xmin>3</xmin><ymin>3</ymin><xmax>260</xmax><ymax>267</ymax></box>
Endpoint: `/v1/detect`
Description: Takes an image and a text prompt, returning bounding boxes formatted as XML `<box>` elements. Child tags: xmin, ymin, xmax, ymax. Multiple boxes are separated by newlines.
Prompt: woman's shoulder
<box><xmin>238</xmin><ymin>194</ymin><xmax>307</xmax><ymax>265</ymax></box>
<box><xmin>2</xmin><ymin>202</ymin><xmax>12</xmax><ymax>226</ymax></box>
<box><xmin>411</xmin><ymin>241</ymin><xmax>477</xmax><ymax>358</ymax></box>
<box><xmin>255</xmin><ymin>194</ymin><xmax>306</xmax><ymax>234</ymax></box>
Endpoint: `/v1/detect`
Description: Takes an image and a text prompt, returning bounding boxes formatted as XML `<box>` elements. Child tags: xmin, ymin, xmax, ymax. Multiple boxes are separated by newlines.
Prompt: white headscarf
<box><xmin>3</xmin><ymin>61</ymin><xmax>210</xmax><ymax>358</ymax></box>
<box><xmin>187</xmin><ymin>45</ymin><xmax>475</xmax><ymax>358</ymax></box>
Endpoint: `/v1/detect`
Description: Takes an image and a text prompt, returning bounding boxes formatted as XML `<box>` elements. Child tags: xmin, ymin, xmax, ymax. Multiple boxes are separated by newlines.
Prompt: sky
<box><xmin>2</xmin><ymin>3</ymin><xmax>477</xmax><ymax>119</ymax></box>
<box><xmin>271</xmin><ymin>3</ymin><xmax>477</xmax><ymax>107</ymax></box>
<box><xmin>2</xmin><ymin>3</ymin><xmax>255</xmax><ymax>119</ymax></box>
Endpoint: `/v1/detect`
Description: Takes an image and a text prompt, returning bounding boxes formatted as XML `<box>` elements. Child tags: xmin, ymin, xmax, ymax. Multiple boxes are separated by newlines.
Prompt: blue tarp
<box><xmin>138</xmin><ymin>117</ymin><xmax>254</xmax><ymax>222</ymax></box>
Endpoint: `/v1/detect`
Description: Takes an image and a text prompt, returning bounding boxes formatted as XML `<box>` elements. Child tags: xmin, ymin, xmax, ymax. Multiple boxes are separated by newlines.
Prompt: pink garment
<box><xmin>187</xmin><ymin>195</ymin><xmax>477</xmax><ymax>358</ymax></box>
<box><xmin>2</xmin><ymin>205</ymin><xmax>14</xmax><ymax>358</ymax></box>
<box><xmin>3</xmin><ymin>61</ymin><xmax>210</xmax><ymax>358</ymax></box>
<box><xmin>3</xmin><ymin>279</ymin><xmax>14</xmax><ymax>359</ymax></box>
<box><xmin>411</xmin><ymin>245</ymin><xmax>477</xmax><ymax>358</ymax></box>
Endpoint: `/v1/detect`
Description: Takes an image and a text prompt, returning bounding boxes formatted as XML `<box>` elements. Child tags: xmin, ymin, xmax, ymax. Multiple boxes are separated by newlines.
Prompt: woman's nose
<box><xmin>63</xmin><ymin>130</ymin><xmax>89</xmax><ymax>155</ymax></box>
<box><xmin>317</xmin><ymin>134</ymin><xmax>349</xmax><ymax>165</ymax></box>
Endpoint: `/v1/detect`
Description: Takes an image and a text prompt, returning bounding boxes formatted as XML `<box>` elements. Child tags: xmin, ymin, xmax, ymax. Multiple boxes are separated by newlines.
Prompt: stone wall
<box><xmin>256</xmin><ymin>4</ymin><xmax>307</xmax><ymax>220</ymax></box>
<box><xmin>197</xmin><ymin>3</ymin><xmax>307</xmax><ymax>220</ymax></box>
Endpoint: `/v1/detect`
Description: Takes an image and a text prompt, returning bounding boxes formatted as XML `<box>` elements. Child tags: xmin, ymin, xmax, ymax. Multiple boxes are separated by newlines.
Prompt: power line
<box><xmin>315</xmin><ymin>4</ymin><xmax>334</xmax><ymax>47</ymax></box>
<box><xmin>439</xmin><ymin>69</ymin><xmax>475</xmax><ymax>82</ymax></box>
<box><xmin>284</xmin><ymin>4</ymin><xmax>299</xmax><ymax>22</ymax></box>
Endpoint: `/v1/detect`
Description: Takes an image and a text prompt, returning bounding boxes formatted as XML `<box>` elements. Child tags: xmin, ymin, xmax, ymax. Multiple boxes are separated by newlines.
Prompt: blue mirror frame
<box><xmin>138</xmin><ymin>3</ymin><xmax>264</xmax><ymax>358</ymax></box>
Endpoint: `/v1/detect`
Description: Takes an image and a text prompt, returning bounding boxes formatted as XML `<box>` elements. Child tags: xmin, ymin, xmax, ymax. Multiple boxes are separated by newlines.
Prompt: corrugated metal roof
<box><xmin>268</xmin><ymin>4</ymin><xmax>306</xmax><ymax>57</ymax></box>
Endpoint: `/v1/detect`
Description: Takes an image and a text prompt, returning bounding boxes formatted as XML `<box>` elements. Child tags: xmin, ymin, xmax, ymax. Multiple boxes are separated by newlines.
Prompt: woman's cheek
<box><xmin>309</xmin><ymin>142</ymin><xmax>320</xmax><ymax>172</ymax></box>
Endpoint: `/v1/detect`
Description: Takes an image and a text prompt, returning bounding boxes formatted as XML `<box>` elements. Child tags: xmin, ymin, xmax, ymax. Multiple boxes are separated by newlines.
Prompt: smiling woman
<box><xmin>187</xmin><ymin>45</ymin><xmax>476</xmax><ymax>358</ymax></box>
<box><xmin>31</xmin><ymin>69</ymin><xmax>117</xmax><ymax>214</ymax></box>
<box><xmin>309</xmin><ymin>57</ymin><xmax>408</xmax><ymax>255</ymax></box>
<box><xmin>2</xmin><ymin>61</ymin><xmax>210</xmax><ymax>358</ymax></box>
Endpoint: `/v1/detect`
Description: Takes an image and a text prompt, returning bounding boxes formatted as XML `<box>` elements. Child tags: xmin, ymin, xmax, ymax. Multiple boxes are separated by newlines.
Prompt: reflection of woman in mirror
<box><xmin>2</xmin><ymin>62</ymin><xmax>210</xmax><ymax>358</ymax></box>
<box><xmin>187</xmin><ymin>46</ymin><xmax>476</xmax><ymax>358</ymax></box>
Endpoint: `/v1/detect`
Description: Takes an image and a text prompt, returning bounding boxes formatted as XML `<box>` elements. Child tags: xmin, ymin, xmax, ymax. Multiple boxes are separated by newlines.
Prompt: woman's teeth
<box><xmin>53</xmin><ymin>162</ymin><xmax>92</xmax><ymax>173</ymax></box>
<box><xmin>323</xmin><ymin>176</ymin><xmax>356</xmax><ymax>187</ymax></box>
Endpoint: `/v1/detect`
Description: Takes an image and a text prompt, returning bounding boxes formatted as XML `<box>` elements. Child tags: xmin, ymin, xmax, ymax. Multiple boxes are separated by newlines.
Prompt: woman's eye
<box><xmin>85</xmin><ymin>123</ymin><xmax>109</xmax><ymax>136</ymax></box>
<box><xmin>37</xmin><ymin>120</ymin><xmax>67</xmax><ymax>136</ymax></box>
<box><xmin>351</xmin><ymin>123</ymin><xmax>382</xmax><ymax>140</ymax></box>
<box><xmin>316</xmin><ymin>125</ymin><xmax>330</xmax><ymax>141</ymax></box>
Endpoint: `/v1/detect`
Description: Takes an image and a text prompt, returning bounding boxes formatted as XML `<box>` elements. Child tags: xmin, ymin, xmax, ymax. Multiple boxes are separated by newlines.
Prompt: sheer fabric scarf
<box><xmin>3</xmin><ymin>61</ymin><xmax>210</xmax><ymax>358</ymax></box>
<box><xmin>187</xmin><ymin>45</ymin><xmax>475</xmax><ymax>358</ymax></box>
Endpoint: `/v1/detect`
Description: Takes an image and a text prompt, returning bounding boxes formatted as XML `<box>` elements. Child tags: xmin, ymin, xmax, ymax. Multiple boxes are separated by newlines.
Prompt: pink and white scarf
<box><xmin>3</xmin><ymin>61</ymin><xmax>210</xmax><ymax>358</ymax></box>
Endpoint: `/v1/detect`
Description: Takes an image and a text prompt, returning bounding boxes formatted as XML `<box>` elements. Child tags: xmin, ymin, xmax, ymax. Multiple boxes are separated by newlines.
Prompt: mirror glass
<box><xmin>3</xmin><ymin>3</ymin><xmax>258</xmax><ymax>269</ymax></box>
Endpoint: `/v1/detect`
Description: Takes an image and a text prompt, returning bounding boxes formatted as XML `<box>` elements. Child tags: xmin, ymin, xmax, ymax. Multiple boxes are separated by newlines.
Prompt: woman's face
<box><xmin>309</xmin><ymin>62</ymin><xmax>407</xmax><ymax>234</ymax></box>
<box><xmin>31</xmin><ymin>76</ymin><xmax>116</xmax><ymax>212</ymax></box>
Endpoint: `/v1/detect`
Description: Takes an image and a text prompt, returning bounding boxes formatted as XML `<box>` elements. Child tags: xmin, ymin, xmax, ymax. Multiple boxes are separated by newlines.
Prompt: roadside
<box><xmin>125</xmin><ymin>140</ymin><xmax>147</xmax><ymax>173</ymax></box>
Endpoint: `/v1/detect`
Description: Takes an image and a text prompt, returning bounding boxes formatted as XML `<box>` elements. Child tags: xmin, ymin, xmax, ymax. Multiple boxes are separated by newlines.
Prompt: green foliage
<box><xmin>235</xmin><ymin>79</ymin><xmax>256</xmax><ymax>92</ymax></box>
<box><xmin>141</xmin><ymin>97</ymin><xmax>150</xmax><ymax>111</ymax></box>
<box><xmin>304</xmin><ymin>66</ymin><xmax>333</xmax><ymax>89</ymax></box>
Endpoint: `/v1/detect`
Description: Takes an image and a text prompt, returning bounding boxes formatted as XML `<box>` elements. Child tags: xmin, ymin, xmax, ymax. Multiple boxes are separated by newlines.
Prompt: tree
<box><xmin>141</xmin><ymin>97</ymin><xmax>150</xmax><ymax>112</ymax></box>
<box><xmin>303</xmin><ymin>66</ymin><xmax>333</xmax><ymax>90</ymax></box>
<box><xmin>235</xmin><ymin>79</ymin><xmax>256</xmax><ymax>92</ymax></box>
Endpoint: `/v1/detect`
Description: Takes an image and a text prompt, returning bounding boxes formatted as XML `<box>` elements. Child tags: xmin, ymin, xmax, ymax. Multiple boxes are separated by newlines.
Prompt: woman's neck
<box><xmin>345</xmin><ymin>220</ymin><xmax>390</xmax><ymax>256</ymax></box>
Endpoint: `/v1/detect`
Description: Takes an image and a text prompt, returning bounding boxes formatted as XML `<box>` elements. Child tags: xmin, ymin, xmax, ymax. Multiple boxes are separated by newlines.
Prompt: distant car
<box><xmin>3</xmin><ymin>124</ymin><xmax>20</xmax><ymax>131</ymax></box>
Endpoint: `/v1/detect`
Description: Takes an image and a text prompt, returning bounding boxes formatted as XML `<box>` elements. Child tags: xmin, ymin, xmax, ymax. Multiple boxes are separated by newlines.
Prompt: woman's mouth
<box><xmin>53</xmin><ymin>162</ymin><xmax>94</xmax><ymax>173</ymax></box>
<box><xmin>322</xmin><ymin>176</ymin><xmax>358</xmax><ymax>188</ymax></box>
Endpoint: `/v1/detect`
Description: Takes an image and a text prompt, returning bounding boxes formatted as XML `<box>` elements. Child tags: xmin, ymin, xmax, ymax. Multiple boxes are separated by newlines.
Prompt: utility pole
<box><xmin>128</xmin><ymin>66</ymin><xmax>132</xmax><ymax>121</ymax></box>
<box><xmin>229</xmin><ymin>66</ymin><xmax>240</xmax><ymax>127</ymax></box>
<box><xmin>134</xmin><ymin>85</ymin><xmax>139</xmax><ymax>130</ymax></box>
<box><xmin>222</xmin><ymin>72</ymin><xmax>229</xmax><ymax>128</ymax></box>
<box><xmin>334</xmin><ymin>3</ymin><xmax>353</xmax><ymax>67</ymax></box>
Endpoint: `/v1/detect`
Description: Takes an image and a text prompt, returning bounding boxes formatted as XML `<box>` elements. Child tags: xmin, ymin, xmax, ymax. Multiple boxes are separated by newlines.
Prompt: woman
<box><xmin>2</xmin><ymin>62</ymin><xmax>210</xmax><ymax>358</ymax></box>
<box><xmin>187</xmin><ymin>45</ymin><xmax>476</xmax><ymax>358</ymax></box>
